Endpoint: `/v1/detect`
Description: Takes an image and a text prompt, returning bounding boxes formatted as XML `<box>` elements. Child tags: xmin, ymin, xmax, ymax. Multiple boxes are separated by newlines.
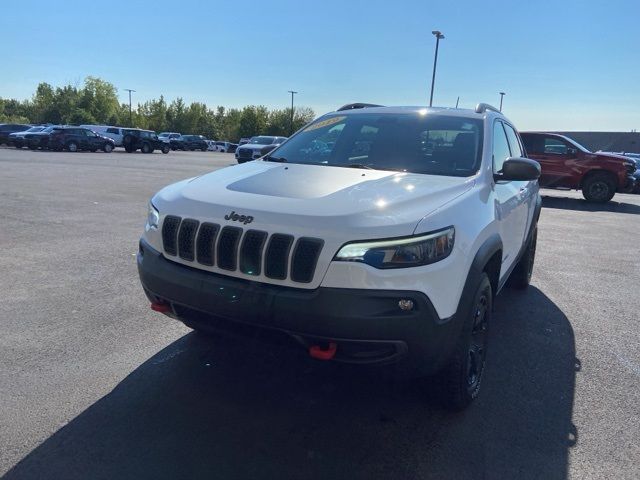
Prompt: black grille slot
<box><xmin>161</xmin><ymin>215</ymin><xmax>182</xmax><ymax>256</ymax></box>
<box><xmin>196</xmin><ymin>223</ymin><xmax>219</xmax><ymax>266</ymax></box>
<box><xmin>264</xmin><ymin>234</ymin><xmax>293</xmax><ymax>280</ymax></box>
<box><xmin>239</xmin><ymin>230</ymin><xmax>268</xmax><ymax>276</ymax></box>
<box><xmin>178</xmin><ymin>219</ymin><xmax>199</xmax><ymax>261</ymax></box>
<box><xmin>217</xmin><ymin>226</ymin><xmax>242</xmax><ymax>271</ymax></box>
<box><xmin>291</xmin><ymin>238</ymin><xmax>324</xmax><ymax>283</ymax></box>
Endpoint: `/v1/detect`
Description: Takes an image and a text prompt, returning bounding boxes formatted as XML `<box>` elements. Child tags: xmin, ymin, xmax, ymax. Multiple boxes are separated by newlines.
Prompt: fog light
<box><xmin>398</xmin><ymin>299</ymin><xmax>414</xmax><ymax>311</ymax></box>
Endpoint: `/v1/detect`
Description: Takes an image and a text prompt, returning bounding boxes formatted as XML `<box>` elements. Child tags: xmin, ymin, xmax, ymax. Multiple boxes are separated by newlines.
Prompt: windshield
<box><xmin>249</xmin><ymin>136</ymin><xmax>276</xmax><ymax>145</ymax></box>
<box><xmin>267</xmin><ymin>112</ymin><xmax>483</xmax><ymax>177</ymax></box>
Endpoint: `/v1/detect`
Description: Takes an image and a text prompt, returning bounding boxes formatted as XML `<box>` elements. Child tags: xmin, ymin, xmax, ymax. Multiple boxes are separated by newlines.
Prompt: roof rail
<box><xmin>474</xmin><ymin>103</ymin><xmax>501</xmax><ymax>114</ymax></box>
<box><xmin>337</xmin><ymin>103</ymin><xmax>383</xmax><ymax>111</ymax></box>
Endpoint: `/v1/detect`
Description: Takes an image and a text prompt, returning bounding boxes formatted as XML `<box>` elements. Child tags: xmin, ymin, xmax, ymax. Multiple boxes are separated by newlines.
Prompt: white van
<box><xmin>80</xmin><ymin>125</ymin><xmax>125</xmax><ymax>147</ymax></box>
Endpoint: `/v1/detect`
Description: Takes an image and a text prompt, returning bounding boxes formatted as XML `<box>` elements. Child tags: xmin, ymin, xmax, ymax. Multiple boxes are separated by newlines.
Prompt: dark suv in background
<box><xmin>122</xmin><ymin>129</ymin><xmax>170</xmax><ymax>154</ymax></box>
<box><xmin>170</xmin><ymin>135</ymin><xmax>208</xmax><ymax>151</ymax></box>
<box><xmin>0</xmin><ymin>123</ymin><xmax>31</xmax><ymax>145</ymax></box>
<box><xmin>47</xmin><ymin>127</ymin><xmax>116</xmax><ymax>152</ymax></box>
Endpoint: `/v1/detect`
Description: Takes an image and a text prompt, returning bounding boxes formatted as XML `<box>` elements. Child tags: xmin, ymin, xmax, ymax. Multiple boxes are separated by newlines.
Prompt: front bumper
<box><xmin>137</xmin><ymin>239</ymin><xmax>461</xmax><ymax>373</ymax></box>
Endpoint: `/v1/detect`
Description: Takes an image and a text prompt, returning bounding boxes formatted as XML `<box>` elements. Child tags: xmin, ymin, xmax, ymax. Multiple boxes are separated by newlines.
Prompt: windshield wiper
<box><xmin>264</xmin><ymin>156</ymin><xmax>288</xmax><ymax>163</ymax></box>
<box><xmin>345</xmin><ymin>163</ymin><xmax>374</xmax><ymax>170</ymax></box>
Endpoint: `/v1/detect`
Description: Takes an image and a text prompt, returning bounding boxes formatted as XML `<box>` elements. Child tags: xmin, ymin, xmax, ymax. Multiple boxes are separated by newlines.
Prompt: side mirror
<box><xmin>496</xmin><ymin>157</ymin><xmax>541</xmax><ymax>181</ymax></box>
<box><xmin>260</xmin><ymin>144</ymin><xmax>277</xmax><ymax>156</ymax></box>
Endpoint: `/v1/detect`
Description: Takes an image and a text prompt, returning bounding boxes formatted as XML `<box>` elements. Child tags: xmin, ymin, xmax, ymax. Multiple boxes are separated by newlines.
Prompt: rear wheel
<box><xmin>66</xmin><ymin>141</ymin><xmax>78</xmax><ymax>152</ymax></box>
<box><xmin>141</xmin><ymin>142</ymin><xmax>151</xmax><ymax>154</ymax></box>
<box><xmin>201</xmin><ymin>147</ymin><xmax>207</xmax><ymax>152</ymax></box>
<box><xmin>582</xmin><ymin>172</ymin><xmax>616</xmax><ymax>202</ymax></box>
<box><xmin>15</xmin><ymin>143</ymin><xmax>23</xmax><ymax>149</ymax></box>
<box><xmin>437</xmin><ymin>273</ymin><xmax>492</xmax><ymax>410</ymax></box>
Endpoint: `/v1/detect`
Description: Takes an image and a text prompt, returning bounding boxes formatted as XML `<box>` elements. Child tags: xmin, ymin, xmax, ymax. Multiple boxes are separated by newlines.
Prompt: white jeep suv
<box><xmin>137</xmin><ymin>103</ymin><xmax>541</xmax><ymax>409</ymax></box>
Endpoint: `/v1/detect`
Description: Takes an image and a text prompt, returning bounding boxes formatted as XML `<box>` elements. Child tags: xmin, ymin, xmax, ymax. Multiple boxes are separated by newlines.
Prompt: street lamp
<box><xmin>288</xmin><ymin>90</ymin><xmax>298</xmax><ymax>135</ymax></box>
<box><xmin>429</xmin><ymin>30</ymin><xmax>445</xmax><ymax>107</ymax></box>
<box><xmin>499</xmin><ymin>92</ymin><xmax>506</xmax><ymax>112</ymax></box>
<box><xmin>124</xmin><ymin>88</ymin><xmax>135</xmax><ymax>126</ymax></box>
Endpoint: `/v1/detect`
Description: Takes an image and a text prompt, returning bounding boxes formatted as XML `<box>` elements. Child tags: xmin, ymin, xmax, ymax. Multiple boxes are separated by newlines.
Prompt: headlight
<box><xmin>334</xmin><ymin>227</ymin><xmax>455</xmax><ymax>269</ymax></box>
<box><xmin>146</xmin><ymin>202</ymin><xmax>159</xmax><ymax>229</ymax></box>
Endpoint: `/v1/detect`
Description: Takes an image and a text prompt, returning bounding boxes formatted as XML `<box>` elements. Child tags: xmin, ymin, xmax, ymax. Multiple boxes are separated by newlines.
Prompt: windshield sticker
<box><xmin>304</xmin><ymin>116</ymin><xmax>346</xmax><ymax>132</ymax></box>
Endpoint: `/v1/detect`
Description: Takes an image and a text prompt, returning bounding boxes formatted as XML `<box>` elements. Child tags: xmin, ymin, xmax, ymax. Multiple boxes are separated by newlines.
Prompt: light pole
<box><xmin>429</xmin><ymin>30</ymin><xmax>444</xmax><ymax>107</ymax></box>
<box><xmin>124</xmin><ymin>89</ymin><xmax>135</xmax><ymax>126</ymax></box>
<box><xmin>287</xmin><ymin>90</ymin><xmax>298</xmax><ymax>135</ymax></box>
<box><xmin>499</xmin><ymin>92</ymin><xmax>506</xmax><ymax>111</ymax></box>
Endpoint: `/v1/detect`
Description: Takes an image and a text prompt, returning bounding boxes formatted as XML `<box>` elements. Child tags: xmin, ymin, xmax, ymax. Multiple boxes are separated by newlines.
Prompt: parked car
<box><xmin>238</xmin><ymin>137</ymin><xmax>250</xmax><ymax>145</ymax></box>
<box><xmin>47</xmin><ymin>127</ymin><xmax>116</xmax><ymax>152</ymax></box>
<box><xmin>0</xmin><ymin>123</ymin><xmax>32</xmax><ymax>145</ymax></box>
<box><xmin>170</xmin><ymin>135</ymin><xmax>208</xmax><ymax>151</ymax></box>
<box><xmin>122</xmin><ymin>129</ymin><xmax>170</xmax><ymax>154</ymax></box>
<box><xmin>212</xmin><ymin>141</ymin><xmax>236</xmax><ymax>153</ymax></box>
<box><xmin>24</xmin><ymin>126</ymin><xmax>64</xmax><ymax>149</ymax></box>
<box><xmin>158</xmin><ymin>132</ymin><xmax>181</xmax><ymax>144</ymax></box>
<box><xmin>521</xmin><ymin>132</ymin><xmax>636</xmax><ymax>202</ymax></box>
<box><xmin>9</xmin><ymin>126</ymin><xmax>46</xmax><ymax>148</ymax></box>
<box><xmin>137</xmin><ymin>102</ymin><xmax>542</xmax><ymax>410</ymax></box>
<box><xmin>80</xmin><ymin>125</ymin><xmax>125</xmax><ymax>147</ymax></box>
<box><xmin>235</xmin><ymin>136</ymin><xmax>287</xmax><ymax>163</ymax></box>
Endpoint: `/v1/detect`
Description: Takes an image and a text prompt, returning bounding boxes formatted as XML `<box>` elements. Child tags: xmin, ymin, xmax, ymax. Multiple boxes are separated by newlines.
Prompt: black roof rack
<box><xmin>337</xmin><ymin>103</ymin><xmax>384</xmax><ymax>111</ymax></box>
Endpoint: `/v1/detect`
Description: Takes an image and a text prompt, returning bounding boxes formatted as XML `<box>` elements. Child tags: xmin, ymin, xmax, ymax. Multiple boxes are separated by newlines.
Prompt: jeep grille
<box><xmin>161</xmin><ymin>216</ymin><xmax>323</xmax><ymax>284</ymax></box>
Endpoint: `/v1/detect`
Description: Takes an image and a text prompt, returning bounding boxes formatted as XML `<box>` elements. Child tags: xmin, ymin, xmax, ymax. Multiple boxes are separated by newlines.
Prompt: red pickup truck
<box><xmin>520</xmin><ymin>132</ymin><xmax>636</xmax><ymax>202</ymax></box>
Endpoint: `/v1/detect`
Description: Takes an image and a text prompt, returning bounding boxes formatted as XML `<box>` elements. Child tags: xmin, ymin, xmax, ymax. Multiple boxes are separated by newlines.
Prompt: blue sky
<box><xmin>1</xmin><ymin>0</ymin><xmax>639</xmax><ymax>130</ymax></box>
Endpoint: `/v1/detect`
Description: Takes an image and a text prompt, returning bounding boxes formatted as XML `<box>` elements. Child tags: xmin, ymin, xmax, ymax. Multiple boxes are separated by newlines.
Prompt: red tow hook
<box><xmin>309</xmin><ymin>342</ymin><xmax>338</xmax><ymax>360</ymax></box>
<box><xmin>150</xmin><ymin>301</ymin><xmax>171</xmax><ymax>313</ymax></box>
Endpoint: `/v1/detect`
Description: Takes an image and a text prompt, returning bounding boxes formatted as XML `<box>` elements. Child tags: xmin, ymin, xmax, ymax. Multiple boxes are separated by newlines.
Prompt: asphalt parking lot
<box><xmin>1</xmin><ymin>147</ymin><xmax>638</xmax><ymax>480</ymax></box>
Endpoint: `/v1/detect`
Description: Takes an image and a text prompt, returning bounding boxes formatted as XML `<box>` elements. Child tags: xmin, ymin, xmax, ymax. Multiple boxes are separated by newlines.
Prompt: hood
<box><xmin>153</xmin><ymin>161</ymin><xmax>475</xmax><ymax>239</ymax></box>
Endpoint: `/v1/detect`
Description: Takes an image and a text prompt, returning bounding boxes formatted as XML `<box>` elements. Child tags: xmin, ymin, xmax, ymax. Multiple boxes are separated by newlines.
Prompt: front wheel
<box><xmin>66</xmin><ymin>141</ymin><xmax>78</xmax><ymax>152</ymax></box>
<box><xmin>161</xmin><ymin>145</ymin><xmax>170</xmax><ymax>154</ymax></box>
<box><xmin>582</xmin><ymin>172</ymin><xmax>616</xmax><ymax>202</ymax></box>
<box><xmin>437</xmin><ymin>273</ymin><xmax>492</xmax><ymax>410</ymax></box>
<box><xmin>103</xmin><ymin>143</ymin><xmax>113</xmax><ymax>153</ymax></box>
<box><xmin>141</xmin><ymin>142</ymin><xmax>151</xmax><ymax>154</ymax></box>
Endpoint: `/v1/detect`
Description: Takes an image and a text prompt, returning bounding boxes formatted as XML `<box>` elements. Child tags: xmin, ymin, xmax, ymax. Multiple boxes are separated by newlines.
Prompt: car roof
<box><xmin>322</xmin><ymin>105</ymin><xmax>510</xmax><ymax>122</ymax></box>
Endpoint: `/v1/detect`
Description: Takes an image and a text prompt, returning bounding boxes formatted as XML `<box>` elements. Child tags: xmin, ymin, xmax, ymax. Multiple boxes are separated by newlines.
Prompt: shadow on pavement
<box><xmin>4</xmin><ymin>287</ymin><xmax>577</xmax><ymax>480</ymax></box>
<box><xmin>542</xmin><ymin>194</ymin><xmax>640</xmax><ymax>214</ymax></box>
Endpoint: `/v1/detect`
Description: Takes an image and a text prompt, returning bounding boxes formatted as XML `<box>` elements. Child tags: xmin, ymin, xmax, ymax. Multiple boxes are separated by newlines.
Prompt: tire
<box><xmin>125</xmin><ymin>145</ymin><xmax>134</xmax><ymax>153</ymax></box>
<box><xmin>437</xmin><ymin>272</ymin><xmax>492</xmax><ymax>410</ymax></box>
<box><xmin>508</xmin><ymin>224</ymin><xmax>537</xmax><ymax>290</ymax></box>
<box><xmin>103</xmin><ymin>143</ymin><xmax>113</xmax><ymax>153</ymax></box>
<box><xmin>582</xmin><ymin>172</ymin><xmax>616</xmax><ymax>203</ymax></box>
<box><xmin>66</xmin><ymin>141</ymin><xmax>78</xmax><ymax>152</ymax></box>
<box><xmin>89</xmin><ymin>148</ymin><xmax>97</xmax><ymax>152</ymax></box>
<box><xmin>28</xmin><ymin>144</ymin><xmax>38</xmax><ymax>150</ymax></box>
<box><xmin>141</xmin><ymin>142</ymin><xmax>151</xmax><ymax>154</ymax></box>
<box><xmin>15</xmin><ymin>143</ymin><xmax>23</xmax><ymax>149</ymax></box>
<box><xmin>161</xmin><ymin>145</ymin><xmax>170</xmax><ymax>154</ymax></box>
<box><xmin>201</xmin><ymin>147</ymin><xmax>207</xmax><ymax>152</ymax></box>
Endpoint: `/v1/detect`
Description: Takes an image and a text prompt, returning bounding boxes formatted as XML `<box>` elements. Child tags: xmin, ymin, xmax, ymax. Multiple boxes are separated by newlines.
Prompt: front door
<box><xmin>492</xmin><ymin>121</ymin><xmax>529</xmax><ymax>276</ymax></box>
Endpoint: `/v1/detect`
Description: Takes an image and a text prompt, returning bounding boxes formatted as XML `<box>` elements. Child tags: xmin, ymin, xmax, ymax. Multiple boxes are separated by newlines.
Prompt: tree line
<box><xmin>0</xmin><ymin>76</ymin><xmax>316</xmax><ymax>142</ymax></box>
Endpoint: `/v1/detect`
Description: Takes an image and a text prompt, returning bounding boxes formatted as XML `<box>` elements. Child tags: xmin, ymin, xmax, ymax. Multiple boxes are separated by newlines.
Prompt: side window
<box><xmin>503</xmin><ymin>124</ymin><xmax>523</xmax><ymax>158</ymax></box>
<box><xmin>106</xmin><ymin>128</ymin><xmax>119</xmax><ymax>134</ymax></box>
<box><xmin>492</xmin><ymin>122</ymin><xmax>511</xmax><ymax>173</ymax></box>
<box><xmin>543</xmin><ymin>137</ymin><xmax>568</xmax><ymax>155</ymax></box>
